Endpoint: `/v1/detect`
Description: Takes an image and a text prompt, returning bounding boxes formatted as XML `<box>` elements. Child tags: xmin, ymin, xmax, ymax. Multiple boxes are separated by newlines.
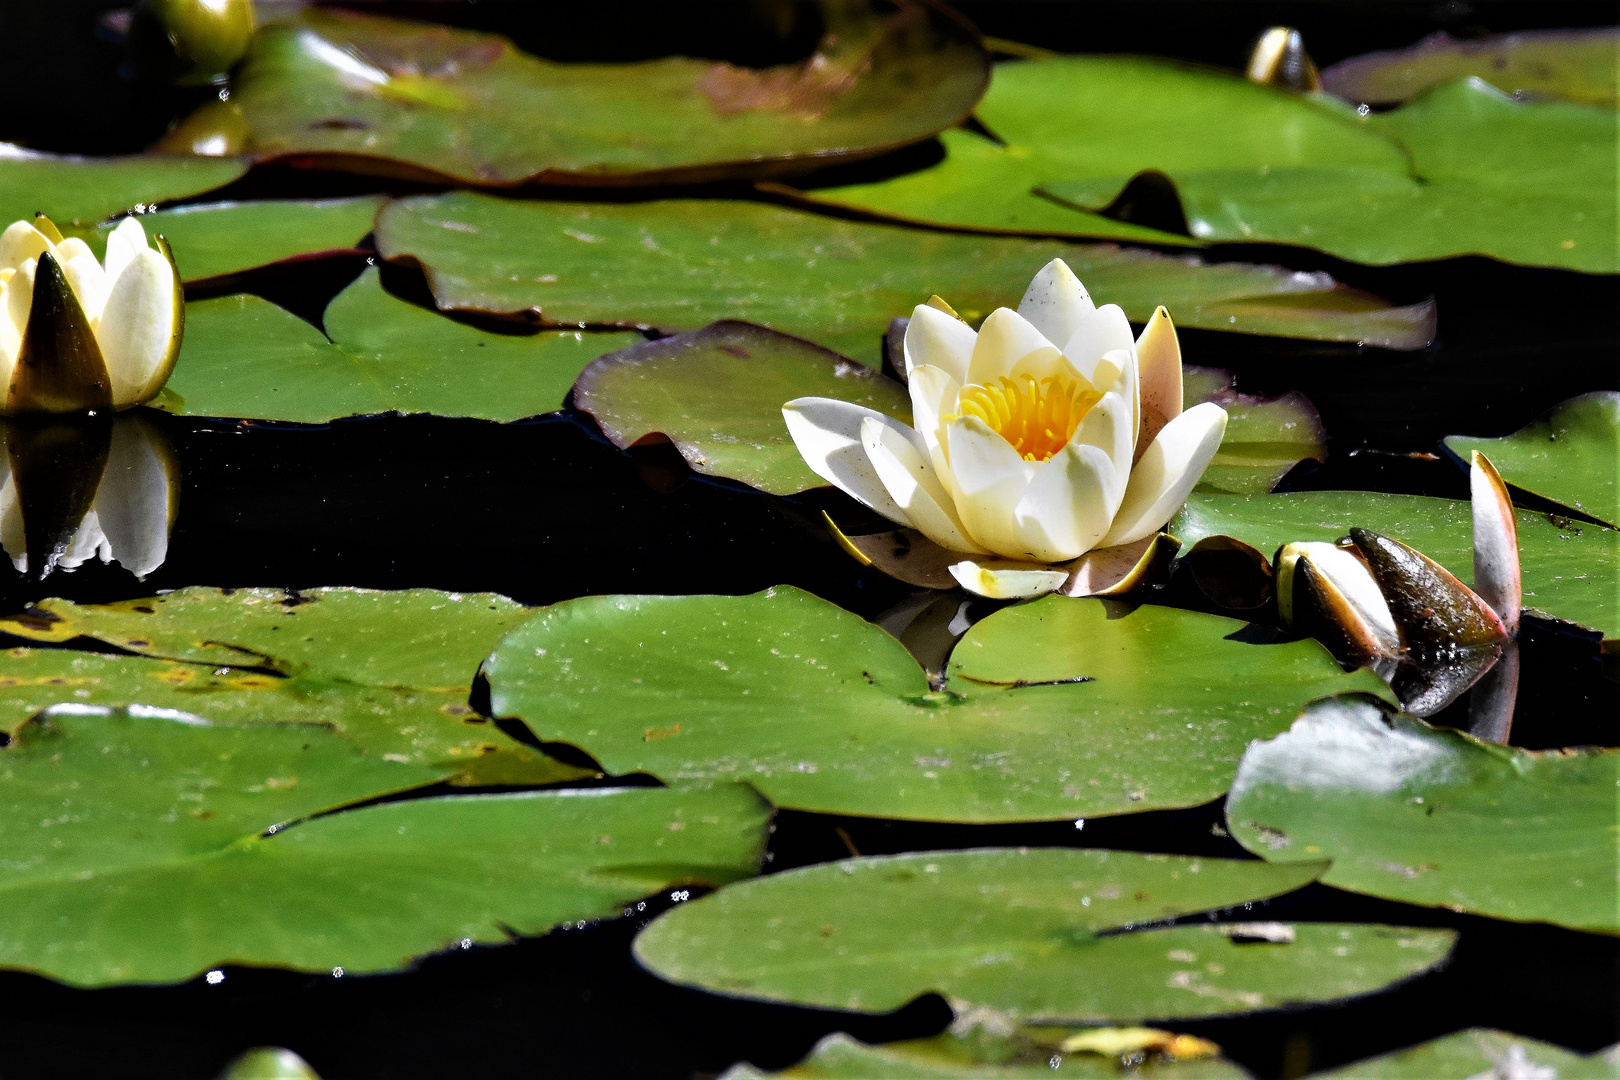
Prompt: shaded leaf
<box><xmin>1321</xmin><ymin>28</ymin><xmax>1620</xmax><ymax>108</ymax></box>
<box><xmin>634</xmin><ymin>847</ymin><xmax>1455</xmax><ymax>1020</ymax></box>
<box><xmin>0</xmin><ymin>586</ymin><xmax>582</xmax><ymax>785</ymax></box>
<box><xmin>375</xmin><ymin>192</ymin><xmax>1437</xmax><ymax>363</ymax></box>
<box><xmin>1183</xmin><ymin>367</ymin><xmax>1324</xmax><ymax>495</ymax></box>
<box><xmin>0</xmin><ymin>706</ymin><xmax>768</xmax><ymax>986</ymax></box>
<box><xmin>221</xmin><ymin>5</ymin><xmax>988</xmax><ymax>185</ymax></box>
<box><xmin>1307</xmin><ymin>1028</ymin><xmax>1618</xmax><ymax>1079</ymax></box>
<box><xmin>1171</xmin><ymin>491</ymin><xmax>1620</xmax><ymax>639</ymax></box>
<box><xmin>486</xmin><ymin>587</ymin><xmax>1387</xmax><ymax>822</ymax></box>
<box><xmin>1226</xmin><ymin>695</ymin><xmax>1620</xmax><ymax>934</ymax></box>
<box><xmin>0</xmin><ymin>145</ymin><xmax>246</xmax><ymax>228</ymax></box>
<box><xmin>1445</xmin><ymin>391</ymin><xmax>1620</xmax><ymax>529</ymax></box>
<box><xmin>166</xmin><ymin>268</ymin><xmax>640</xmax><ymax>422</ymax></box>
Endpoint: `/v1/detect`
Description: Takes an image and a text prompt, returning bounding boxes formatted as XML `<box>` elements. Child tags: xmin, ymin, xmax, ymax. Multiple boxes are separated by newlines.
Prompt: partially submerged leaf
<box><xmin>0</xmin><ymin>144</ymin><xmax>246</xmax><ymax>228</ymax></box>
<box><xmin>218</xmin><ymin>4</ymin><xmax>988</xmax><ymax>185</ymax></box>
<box><xmin>1445</xmin><ymin>391</ymin><xmax>1620</xmax><ymax>529</ymax></box>
<box><xmin>0</xmin><ymin>706</ymin><xmax>768</xmax><ymax>986</ymax></box>
<box><xmin>634</xmin><ymin>847</ymin><xmax>1454</xmax><ymax>1020</ymax></box>
<box><xmin>167</xmin><ymin>268</ymin><xmax>640</xmax><ymax>423</ymax></box>
<box><xmin>1183</xmin><ymin>366</ymin><xmax>1324</xmax><ymax>495</ymax></box>
<box><xmin>486</xmin><ymin>587</ymin><xmax>1387</xmax><ymax>822</ymax></box>
<box><xmin>0</xmin><ymin>587</ymin><xmax>582</xmax><ymax>784</ymax></box>
<box><xmin>1321</xmin><ymin>28</ymin><xmax>1620</xmax><ymax>108</ymax></box>
<box><xmin>375</xmin><ymin>192</ymin><xmax>1437</xmax><ymax>363</ymax></box>
<box><xmin>1226</xmin><ymin>695</ymin><xmax>1620</xmax><ymax>933</ymax></box>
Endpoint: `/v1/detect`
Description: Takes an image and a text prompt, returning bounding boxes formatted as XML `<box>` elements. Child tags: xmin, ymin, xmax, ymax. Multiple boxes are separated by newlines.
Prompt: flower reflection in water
<box><xmin>0</xmin><ymin>412</ymin><xmax>178</xmax><ymax>579</ymax></box>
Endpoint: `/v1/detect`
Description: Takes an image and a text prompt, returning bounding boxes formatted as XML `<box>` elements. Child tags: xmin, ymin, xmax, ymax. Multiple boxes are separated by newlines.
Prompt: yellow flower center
<box><xmin>956</xmin><ymin>373</ymin><xmax>1101</xmax><ymax>462</ymax></box>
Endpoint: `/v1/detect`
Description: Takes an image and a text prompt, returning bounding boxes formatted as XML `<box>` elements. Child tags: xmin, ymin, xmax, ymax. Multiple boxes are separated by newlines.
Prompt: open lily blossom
<box><xmin>783</xmin><ymin>259</ymin><xmax>1228</xmax><ymax>599</ymax></box>
<box><xmin>0</xmin><ymin>215</ymin><xmax>183</xmax><ymax>415</ymax></box>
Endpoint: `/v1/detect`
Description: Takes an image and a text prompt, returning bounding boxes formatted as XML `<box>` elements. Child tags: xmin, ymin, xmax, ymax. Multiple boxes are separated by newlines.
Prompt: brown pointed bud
<box><xmin>1348</xmin><ymin>528</ymin><xmax>1507</xmax><ymax>652</ymax></box>
<box><xmin>1246</xmin><ymin>28</ymin><xmax>1322</xmax><ymax>92</ymax></box>
<box><xmin>7</xmin><ymin>251</ymin><xmax>114</xmax><ymax>414</ymax></box>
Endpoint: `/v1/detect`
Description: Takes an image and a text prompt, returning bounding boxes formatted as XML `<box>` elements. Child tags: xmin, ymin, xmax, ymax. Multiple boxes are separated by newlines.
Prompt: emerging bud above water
<box><xmin>1246</xmin><ymin>27</ymin><xmax>1321</xmax><ymax>92</ymax></box>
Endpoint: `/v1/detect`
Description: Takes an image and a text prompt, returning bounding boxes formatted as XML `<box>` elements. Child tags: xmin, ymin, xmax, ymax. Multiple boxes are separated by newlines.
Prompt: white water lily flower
<box><xmin>783</xmin><ymin>259</ymin><xmax>1228</xmax><ymax>599</ymax></box>
<box><xmin>0</xmin><ymin>214</ymin><xmax>183</xmax><ymax>414</ymax></box>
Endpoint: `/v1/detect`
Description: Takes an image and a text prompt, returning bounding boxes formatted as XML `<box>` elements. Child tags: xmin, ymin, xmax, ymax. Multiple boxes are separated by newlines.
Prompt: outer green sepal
<box><xmin>6</xmin><ymin>250</ymin><xmax>113</xmax><ymax>414</ymax></box>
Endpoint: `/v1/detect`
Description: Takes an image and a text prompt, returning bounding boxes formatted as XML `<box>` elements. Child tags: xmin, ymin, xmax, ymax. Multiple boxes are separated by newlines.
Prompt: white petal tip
<box><xmin>948</xmin><ymin>560</ymin><xmax>1069</xmax><ymax>600</ymax></box>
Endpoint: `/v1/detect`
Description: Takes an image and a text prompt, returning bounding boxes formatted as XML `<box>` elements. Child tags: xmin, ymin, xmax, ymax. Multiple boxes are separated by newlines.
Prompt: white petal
<box><xmin>62</xmin><ymin>252</ymin><xmax>110</xmax><ymax>324</ymax></box>
<box><xmin>1011</xmin><ymin>442</ymin><xmax>1121</xmax><ymax>561</ymax></box>
<box><xmin>1016</xmin><ymin>258</ymin><xmax>1095</xmax><ymax>349</ymax></box>
<box><xmin>1470</xmin><ymin>451</ymin><xmax>1521</xmax><ymax>632</ymax></box>
<box><xmin>0</xmin><ymin>221</ymin><xmax>52</xmax><ymax>274</ymax></box>
<box><xmin>5</xmin><ymin>258</ymin><xmax>35</xmax><ymax>362</ymax></box>
<box><xmin>103</xmin><ymin>216</ymin><xmax>150</xmax><ymax>285</ymax></box>
<box><xmin>967</xmin><ymin>307</ymin><xmax>1053</xmax><ymax>385</ymax></box>
<box><xmin>903</xmin><ymin>304</ymin><xmax>975</xmax><ymax>384</ymax></box>
<box><xmin>1007</xmin><ymin>344</ymin><xmax>1068</xmax><ymax>383</ymax></box>
<box><xmin>944</xmin><ymin>416</ymin><xmax>1036</xmax><ymax>557</ymax></box>
<box><xmin>1073</xmin><ymin>390</ymin><xmax>1132</xmax><ymax>483</ymax></box>
<box><xmin>1062</xmin><ymin>303</ymin><xmax>1135</xmax><ymax>369</ymax></box>
<box><xmin>1099</xmin><ymin>401</ymin><xmax>1227</xmax><ymax>547</ymax></box>
<box><xmin>0</xmin><ymin>278</ymin><xmax>16</xmax><ymax>377</ymax></box>
<box><xmin>861</xmin><ymin>415</ymin><xmax>985</xmax><ymax>555</ymax></box>
<box><xmin>1277</xmin><ymin>541</ymin><xmax>1401</xmax><ymax>653</ymax></box>
<box><xmin>96</xmin><ymin>248</ymin><xmax>177</xmax><ymax>406</ymax></box>
<box><xmin>949</xmin><ymin>560</ymin><xmax>1069</xmax><ymax>600</ymax></box>
<box><xmin>783</xmin><ymin>397</ymin><xmax>914</xmax><ymax>525</ymax></box>
<box><xmin>54</xmin><ymin>509</ymin><xmax>112</xmax><ymax>571</ymax></box>
<box><xmin>93</xmin><ymin>419</ymin><xmax>175</xmax><ymax>578</ymax></box>
<box><xmin>1135</xmin><ymin>306</ymin><xmax>1183</xmax><ymax>461</ymax></box>
<box><xmin>907</xmin><ymin>363</ymin><xmax>960</xmax><ymax>477</ymax></box>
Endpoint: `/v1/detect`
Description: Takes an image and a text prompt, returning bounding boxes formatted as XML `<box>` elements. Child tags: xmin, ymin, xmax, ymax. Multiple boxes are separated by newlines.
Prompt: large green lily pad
<box><xmin>1321</xmin><ymin>28</ymin><xmax>1620</xmax><ymax>108</ymax></box>
<box><xmin>222</xmin><ymin>4</ymin><xmax>987</xmax><ymax>185</ymax></box>
<box><xmin>725</xmin><ymin>1029</ymin><xmax>1253</xmax><ymax>1078</ymax></box>
<box><xmin>0</xmin><ymin>587</ymin><xmax>582</xmax><ymax>785</ymax></box>
<box><xmin>1171</xmin><ymin>491</ymin><xmax>1620</xmax><ymax>639</ymax></box>
<box><xmin>486</xmin><ymin>587</ymin><xmax>1387</xmax><ymax>822</ymax></box>
<box><xmin>1043</xmin><ymin>79</ymin><xmax>1618</xmax><ymax>273</ymax></box>
<box><xmin>374</xmin><ymin>192</ymin><xmax>1438</xmax><ymax>362</ymax></box>
<box><xmin>1226</xmin><ymin>695</ymin><xmax>1620</xmax><ymax>934</ymax></box>
<box><xmin>0</xmin><ymin>706</ymin><xmax>768</xmax><ymax>986</ymax></box>
<box><xmin>0</xmin><ymin>145</ymin><xmax>246</xmax><ymax>228</ymax></box>
<box><xmin>166</xmin><ymin>268</ymin><xmax>640</xmax><ymax>423</ymax></box>
<box><xmin>634</xmin><ymin>847</ymin><xmax>1455</xmax><ymax>1021</ymax></box>
<box><xmin>83</xmin><ymin>197</ymin><xmax>384</xmax><ymax>285</ymax></box>
<box><xmin>1309</xmin><ymin>1028</ymin><xmax>1617</xmax><ymax>1079</ymax></box>
<box><xmin>1445</xmin><ymin>392</ymin><xmax>1620</xmax><ymax>529</ymax></box>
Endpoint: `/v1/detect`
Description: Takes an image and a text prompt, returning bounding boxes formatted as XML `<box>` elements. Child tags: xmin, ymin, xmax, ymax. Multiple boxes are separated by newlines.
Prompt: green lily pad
<box><xmin>1321</xmin><ymin>28</ymin><xmax>1620</xmax><ymax>108</ymax></box>
<box><xmin>1445</xmin><ymin>392</ymin><xmax>1620</xmax><ymax>529</ymax></box>
<box><xmin>0</xmin><ymin>587</ymin><xmax>583</xmax><ymax>785</ymax></box>
<box><xmin>1308</xmin><ymin>1028</ymin><xmax>1617</xmax><ymax>1079</ymax></box>
<box><xmin>1226</xmin><ymin>695</ymin><xmax>1620</xmax><ymax>934</ymax></box>
<box><xmin>634</xmin><ymin>847</ymin><xmax>1455</xmax><ymax>1021</ymax></box>
<box><xmin>83</xmin><ymin>197</ymin><xmax>384</xmax><ymax>285</ymax></box>
<box><xmin>1171</xmin><ymin>491</ymin><xmax>1620</xmax><ymax>639</ymax></box>
<box><xmin>486</xmin><ymin>587</ymin><xmax>1387</xmax><ymax>822</ymax></box>
<box><xmin>374</xmin><ymin>192</ymin><xmax>1438</xmax><ymax>363</ymax></box>
<box><xmin>1040</xmin><ymin>79</ymin><xmax>1617</xmax><ymax>273</ymax></box>
<box><xmin>574</xmin><ymin>321</ymin><xmax>912</xmax><ymax>495</ymax></box>
<box><xmin>0</xmin><ymin>145</ymin><xmax>246</xmax><ymax>228</ymax></box>
<box><xmin>222</xmin><ymin>4</ymin><xmax>987</xmax><ymax>185</ymax></box>
<box><xmin>1184</xmin><ymin>367</ymin><xmax>1324</xmax><ymax>496</ymax></box>
<box><xmin>725</xmin><ymin>1028</ymin><xmax>1253</xmax><ymax>1078</ymax></box>
<box><xmin>166</xmin><ymin>268</ymin><xmax>640</xmax><ymax>423</ymax></box>
<box><xmin>0</xmin><ymin>706</ymin><xmax>768</xmax><ymax>986</ymax></box>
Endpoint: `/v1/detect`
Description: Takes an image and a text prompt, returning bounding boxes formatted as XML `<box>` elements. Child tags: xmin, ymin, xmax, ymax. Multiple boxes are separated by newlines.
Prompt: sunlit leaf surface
<box><xmin>1322</xmin><ymin>28</ymin><xmax>1620</xmax><ymax>107</ymax></box>
<box><xmin>222</xmin><ymin>5</ymin><xmax>988</xmax><ymax>184</ymax></box>
<box><xmin>0</xmin><ymin>706</ymin><xmax>768</xmax><ymax>986</ymax></box>
<box><xmin>486</xmin><ymin>587</ymin><xmax>1387</xmax><ymax>822</ymax></box>
<box><xmin>1445</xmin><ymin>391</ymin><xmax>1620</xmax><ymax>529</ymax></box>
<box><xmin>1172</xmin><ymin>491</ymin><xmax>1620</xmax><ymax>638</ymax></box>
<box><xmin>0</xmin><ymin>145</ymin><xmax>246</xmax><ymax>227</ymax></box>
<box><xmin>374</xmin><ymin>192</ymin><xmax>1437</xmax><ymax>361</ymax></box>
<box><xmin>1226</xmin><ymin>695</ymin><xmax>1620</xmax><ymax>934</ymax></box>
<box><xmin>634</xmin><ymin>847</ymin><xmax>1454</xmax><ymax>1020</ymax></box>
<box><xmin>0</xmin><ymin>587</ymin><xmax>583</xmax><ymax>784</ymax></box>
<box><xmin>166</xmin><ymin>268</ymin><xmax>640</xmax><ymax>422</ymax></box>
<box><xmin>1307</xmin><ymin>1028</ymin><xmax>1617</xmax><ymax>1078</ymax></box>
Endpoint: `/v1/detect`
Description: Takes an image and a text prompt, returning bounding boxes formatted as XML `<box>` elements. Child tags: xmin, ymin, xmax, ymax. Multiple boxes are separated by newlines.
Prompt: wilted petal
<box><xmin>945</xmin><ymin>416</ymin><xmax>1036</xmax><ymax>557</ymax></box>
<box><xmin>1062</xmin><ymin>303</ymin><xmax>1135</xmax><ymax>369</ymax></box>
<box><xmin>783</xmin><ymin>397</ymin><xmax>914</xmax><ymax>525</ymax></box>
<box><xmin>967</xmin><ymin>307</ymin><xmax>1052</xmax><ymax>385</ymax></box>
<box><xmin>861</xmin><ymin>415</ymin><xmax>984</xmax><ymax>555</ymax></box>
<box><xmin>1099</xmin><ymin>402</ymin><xmax>1227</xmax><ymax>547</ymax></box>
<box><xmin>903</xmin><ymin>304</ymin><xmax>975</xmax><ymax>384</ymax></box>
<box><xmin>0</xmin><ymin>221</ymin><xmax>52</xmax><ymax>274</ymax></box>
<box><xmin>1470</xmin><ymin>451</ymin><xmax>1521</xmax><ymax>633</ymax></box>
<box><xmin>1135</xmin><ymin>306</ymin><xmax>1183</xmax><ymax>462</ymax></box>
<box><xmin>1017</xmin><ymin>258</ymin><xmax>1095</xmax><ymax>349</ymax></box>
<box><xmin>949</xmin><ymin>560</ymin><xmax>1069</xmax><ymax>599</ymax></box>
<box><xmin>103</xmin><ymin>216</ymin><xmax>150</xmax><ymax>286</ymax></box>
<box><xmin>96</xmin><ymin>248</ymin><xmax>177</xmax><ymax>407</ymax></box>
<box><xmin>1012</xmin><ymin>441</ymin><xmax>1120</xmax><ymax>561</ymax></box>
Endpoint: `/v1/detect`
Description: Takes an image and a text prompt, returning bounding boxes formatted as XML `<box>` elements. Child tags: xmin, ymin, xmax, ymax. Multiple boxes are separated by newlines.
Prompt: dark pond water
<box><xmin>1</xmin><ymin>1</ymin><xmax>1616</xmax><ymax>1078</ymax></box>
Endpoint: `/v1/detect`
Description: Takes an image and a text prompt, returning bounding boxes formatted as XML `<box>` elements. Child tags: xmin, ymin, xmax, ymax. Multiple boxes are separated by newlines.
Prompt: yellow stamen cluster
<box><xmin>957</xmin><ymin>373</ymin><xmax>1100</xmax><ymax>462</ymax></box>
